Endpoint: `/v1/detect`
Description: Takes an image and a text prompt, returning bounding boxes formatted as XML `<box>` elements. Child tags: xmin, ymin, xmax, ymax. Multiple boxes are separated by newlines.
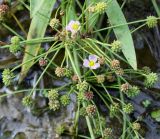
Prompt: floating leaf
<box><xmin>19</xmin><ymin>0</ymin><xmax>56</xmax><ymax>82</ymax></box>
<box><xmin>106</xmin><ymin>0</ymin><xmax>137</xmax><ymax>70</ymax></box>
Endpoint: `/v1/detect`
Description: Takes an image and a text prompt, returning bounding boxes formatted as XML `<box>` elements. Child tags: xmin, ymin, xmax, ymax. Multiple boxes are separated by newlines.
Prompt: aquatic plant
<box><xmin>0</xmin><ymin>0</ymin><xmax>160</xmax><ymax>138</ymax></box>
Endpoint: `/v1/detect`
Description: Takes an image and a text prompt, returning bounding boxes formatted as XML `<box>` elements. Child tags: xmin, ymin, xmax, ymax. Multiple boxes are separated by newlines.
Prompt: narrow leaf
<box><xmin>19</xmin><ymin>0</ymin><xmax>56</xmax><ymax>82</ymax></box>
<box><xmin>30</xmin><ymin>0</ymin><xmax>43</xmax><ymax>18</ymax></box>
<box><xmin>86</xmin><ymin>0</ymin><xmax>99</xmax><ymax>29</ymax></box>
<box><xmin>106</xmin><ymin>0</ymin><xmax>137</xmax><ymax>70</ymax></box>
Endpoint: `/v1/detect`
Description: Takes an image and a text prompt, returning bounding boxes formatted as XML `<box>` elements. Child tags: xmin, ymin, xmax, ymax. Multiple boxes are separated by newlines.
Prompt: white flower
<box><xmin>83</xmin><ymin>55</ymin><xmax>100</xmax><ymax>69</ymax></box>
<box><xmin>66</xmin><ymin>20</ymin><xmax>81</xmax><ymax>34</ymax></box>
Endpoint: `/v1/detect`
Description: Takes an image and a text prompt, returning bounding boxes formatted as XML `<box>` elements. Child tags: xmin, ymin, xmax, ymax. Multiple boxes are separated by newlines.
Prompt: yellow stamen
<box><xmin>89</xmin><ymin>61</ymin><xmax>95</xmax><ymax>67</ymax></box>
<box><xmin>72</xmin><ymin>23</ymin><xmax>79</xmax><ymax>30</ymax></box>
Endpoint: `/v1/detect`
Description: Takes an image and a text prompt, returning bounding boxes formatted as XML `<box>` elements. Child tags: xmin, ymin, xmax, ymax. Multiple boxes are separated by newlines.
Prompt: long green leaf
<box><xmin>106</xmin><ymin>0</ymin><xmax>137</xmax><ymax>70</ymax></box>
<box><xmin>19</xmin><ymin>0</ymin><xmax>56</xmax><ymax>82</ymax></box>
<box><xmin>30</xmin><ymin>0</ymin><xmax>43</xmax><ymax>17</ymax></box>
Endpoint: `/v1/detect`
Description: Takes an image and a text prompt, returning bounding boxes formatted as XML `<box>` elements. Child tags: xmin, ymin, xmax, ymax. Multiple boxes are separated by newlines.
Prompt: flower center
<box><xmin>89</xmin><ymin>61</ymin><xmax>95</xmax><ymax>67</ymax></box>
<box><xmin>71</xmin><ymin>23</ymin><xmax>79</xmax><ymax>30</ymax></box>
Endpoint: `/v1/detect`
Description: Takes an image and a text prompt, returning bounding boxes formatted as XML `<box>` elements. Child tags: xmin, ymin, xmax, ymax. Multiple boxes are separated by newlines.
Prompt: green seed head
<box><xmin>49</xmin><ymin>100</ymin><xmax>60</xmax><ymax>111</ymax></box>
<box><xmin>103</xmin><ymin>128</ymin><xmax>112</xmax><ymax>138</ymax></box>
<box><xmin>80</xmin><ymin>107</ymin><xmax>87</xmax><ymax>117</ymax></box>
<box><xmin>11</xmin><ymin>36</ymin><xmax>20</xmax><ymax>45</ymax></box>
<box><xmin>60</xmin><ymin>95</ymin><xmax>71</xmax><ymax>106</ymax></box>
<box><xmin>132</xmin><ymin>122</ymin><xmax>141</xmax><ymax>130</ymax></box>
<box><xmin>55</xmin><ymin>124</ymin><xmax>65</xmax><ymax>135</ymax></box>
<box><xmin>2</xmin><ymin>69</ymin><xmax>14</xmax><ymax>86</ymax></box>
<box><xmin>76</xmin><ymin>81</ymin><xmax>89</xmax><ymax>92</ymax></box>
<box><xmin>48</xmin><ymin>89</ymin><xmax>59</xmax><ymax>100</ymax></box>
<box><xmin>22</xmin><ymin>95</ymin><xmax>34</xmax><ymax>107</ymax></box>
<box><xmin>123</xmin><ymin>103</ymin><xmax>134</xmax><ymax>114</ymax></box>
<box><xmin>95</xmin><ymin>2</ymin><xmax>107</xmax><ymax>14</ymax></box>
<box><xmin>127</xmin><ymin>86</ymin><xmax>140</xmax><ymax>98</ymax></box>
<box><xmin>86</xmin><ymin>105</ymin><xmax>96</xmax><ymax>116</ymax></box>
<box><xmin>146</xmin><ymin>16</ymin><xmax>158</xmax><ymax>28</ymax></box>
<box><xmin>96</xmin><ymin>74</ymin><xmax>105</xmax><ymax>84</ymax></box>
<box><xmin>144</xmin><ymin>72</ymin><xmax>158</xmax><ymax>88</ymax></box>
<box><xmin>55</xmin><ymin>67</ymin><xmax>65</xmax><ymax>77</ymax></box>
<box><xmin>111</xmin><ymin>40</ymin><xmax>122</xmax><ymax>53</ymax></box>
<box><xmin>49</xmin><ymin>18</ymin><xmax>60</xmax><ymax>29</ymax></box>
<box><xmin>9</xmin><ymin>44</ymin><xmax>21</xmax><ymax>54</ymax></box>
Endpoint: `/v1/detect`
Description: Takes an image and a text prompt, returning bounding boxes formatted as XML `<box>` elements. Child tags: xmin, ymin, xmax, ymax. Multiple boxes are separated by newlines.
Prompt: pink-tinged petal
<box><xmin>91</xmin><ymin>63</ymin><xmax>100</xmax><ymax>69</ymax></box>
<box><xmin>83</xmin><ymin>59</ymin><xmax>90</xmax><ymax>67</ymax></box>
<box><xmin>66</xmin><ymin>25</ymin><xmax>71</xmax><ymax>31</ymax></box>
<box><xmin>89</xmin><ymin>55</ymin><xmax>98</xmax><ymax>62</ymax></box>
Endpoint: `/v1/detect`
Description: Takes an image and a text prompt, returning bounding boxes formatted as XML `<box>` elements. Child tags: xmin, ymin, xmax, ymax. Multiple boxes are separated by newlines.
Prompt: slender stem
<box><xmin>2</xmin><ymin>23</ymin><xmax>24</xmax><ymax>40</ymax></box>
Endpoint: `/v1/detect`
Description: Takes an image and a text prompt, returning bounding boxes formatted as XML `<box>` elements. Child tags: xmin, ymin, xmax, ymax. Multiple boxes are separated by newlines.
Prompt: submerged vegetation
<box><xmin>0</xmin><ymin>0</ymin><xmax>160</xmax><ymax>138</ymax></box>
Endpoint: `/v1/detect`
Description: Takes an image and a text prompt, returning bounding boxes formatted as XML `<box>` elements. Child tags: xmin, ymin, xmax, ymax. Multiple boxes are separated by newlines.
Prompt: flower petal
<box><xmin>91</xmin><ymin>63</ymin><xmax>100</xmax><ymax>69</ymax></box>
<box><xmin>83</xmin><ymin>59</ymin><xmax>90</xmax><ymax>67</ymax></box>
<box><xmin>89</xmin><ymin>55</ymin><xmax>98</xmax><ymax>62</ymax></box>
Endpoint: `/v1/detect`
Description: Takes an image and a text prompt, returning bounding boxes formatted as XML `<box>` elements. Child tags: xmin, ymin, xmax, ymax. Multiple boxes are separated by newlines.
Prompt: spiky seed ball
<box><xmin>76</xmin><ymin>81</ymin><xmax>89</xmax><ymax>92</ymax></box>
<box><xmin>96</xmin><ymin>74</ymin><xmax>105</xmax><ymax>84</ymax></box>
<box><xmin>64</xmin><ymin>68</ymin><xmax>72</xmax><ymax>77</ymax></box>
<box><xmin>111</xmin><ymin>59</ymin><xmax>120</xmax><ymax>69</ymax></box>
<box><xmin>86</xmin><ymin>105</ymin><xmax>96</xmax><ymax>116</ymax></box>
<box><xmin>0</xmin><ymin>4</ymin><xmax>9</xmax><ymax>21</ymax></box>
<box><xmin>77</xmin><ymin>92</ymin><xmax>85</xmax><ymax>102</ymax></box>
<box><xmin>80</xmin><ymin>107</ymin><xmax>87</xmax><ymax>117</ymax></box>
<box><xmin>142</xmin><ymin>66</ymin><xmax>151</xmax><ymax>75</ymax></box>
<box><xmin>0</xmin><ymin>4</ymin><xmax>9</xmax><ymax>14</ymax></box>
<box><xmin>60</xmin><ymin>95</ymin><xmax>70</xmax><ymax>106</ymax></box>
<box><xmin>39</xmin><ymin>58</ymin><xmax>47</xmax><ymax>67</ymax></box>
<box><xmin>9</xmin><ymin>44</ymin><xmax>21</xmax><ymax>54</ymax></box>
<box><xmin>84</xmin><ymin>91</ymin><xmax>94</xmax><ymax>101</ymax></box>
<box><xmin>144</xmin><ymin>72</ymin><xmax>158</xmax><ymax>88</ymax></box>
<box><xmin>55</xmin><ymin>67</ymin><xmax>65</xmax><ymax>77</ymax></box>
<box><xmin>55</xmin><ymin>124</ymin><xmax>65</xmax><ymax>135</ymax></box>
<box><xmin>11</xmin><ymin>36</ymin><xmax>20</xmax><ymax>45</ymax></box>
<box><xmin>95</xmin><ymin>2</ymin><xmax>107</xmax><ymax>14</ymax></box>
<box><xmin>127</xmin><ymin>86</ymin><xmax>140</xmax><ymax>98</ymax></box>
<box><xmin>48</xmin><ymin>89</ymin><xmax>59</xmax><ymax>100</ymax></box>
<box><xmin>2</xmin><ymin>69</ymin><xmax>14</xmax><ymax>86</ymax></box>
<box><xmin>98</xmin><ymin>57</ymin><xmax>105</xmax><ymax>65</ymax></box>
<box><xmin>110</xmin><ymin>103</ymin><xmax>120</xmax><ymax>118</ymax></box>
<box><xmin>72</xmin><ymin>74</ymin><xmax>79</xmax><ymax>83</ymax></box>
<box><xmin>49</xmin><ymin>100</ymin><xmax>60</xmax><ymax>111</ymax></box>
<box><xmin>123</xmin><ymin>103</ymin><xmax>134</xmax><ymax>114</ymax></box>
<box><xmin>146</xmin><ymin>16</ymin><xmax>158</xmax><ymax>28</ymax></box>
<box><xmin>22</xmin><ymin>95</ymin><xmax>34</xmax><ymax>107</ymax></box>
<box><xmin>111</xmin><ymin>40</ymin><xmax>122</xmax><ymax>53</ymax></box>
<box><xmin>115</xmin><ymin>68</ymin><xmax>124</xmax><ymax>76</ymax></box>
<box><xmin>132</xmin><ymin>122</ymin><xmax>141</xmax><ymax>130</ymax></box>
<box><xmin>121</xmin><ymin>83</ymin><xmax>130</xmax><ymax>93</ymax></box>
<box><xmin>106</xmin><ymin>74</ymin><xmax>115</xmax><ymax>82</ymax></box>
<box><xmin>49</xmin><ymin>18</ymin><xmax>60</xmax><ymax>29</ymax></box>
<box><xmin>103</xmin><ymin>128</ymin><xmax>112</xmax><ymax>138</ymax></box>
<box><xmin>88</xmin><ymin>6</ymin><xmax>95</xmax><ymax>13</ymax></box>
<box><xmin>60</xmin><ymin>10</ymin><xmax>65</xmax><ymax>16</ymax></box>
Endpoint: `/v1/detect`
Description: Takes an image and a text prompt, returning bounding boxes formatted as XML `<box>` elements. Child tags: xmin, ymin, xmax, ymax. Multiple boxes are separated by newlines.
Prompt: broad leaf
<box><xmin>106</xmin><ymin>0</ymin><xmax>137</xmax><ymax>70</ymax></box>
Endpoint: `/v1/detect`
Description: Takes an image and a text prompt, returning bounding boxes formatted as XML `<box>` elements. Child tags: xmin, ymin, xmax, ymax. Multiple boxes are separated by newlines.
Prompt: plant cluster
<box><xmin>0</xmin><ymin>0</ymin><xmax>159</xmax><ymax>138</ymax></box>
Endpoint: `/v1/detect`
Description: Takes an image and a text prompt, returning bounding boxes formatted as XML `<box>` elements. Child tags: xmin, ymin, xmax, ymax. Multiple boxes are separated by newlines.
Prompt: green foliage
<box><xmin>106</xmin><ymin>0</ymin><xmax>137</xmax><ymax>70</ymax></box>
<box><xmin>19</xmin><ymin>0</ymin><xmax>56</xmax><ymax>82</ymax></box>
